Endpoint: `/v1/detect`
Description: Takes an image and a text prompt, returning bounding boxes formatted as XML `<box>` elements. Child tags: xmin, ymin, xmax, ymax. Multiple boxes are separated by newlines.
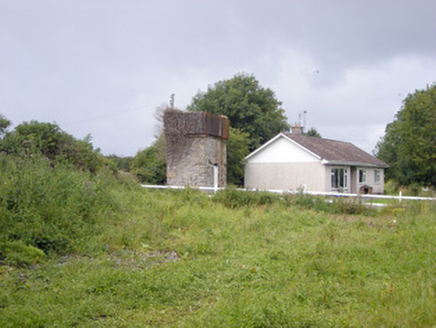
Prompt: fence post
<box><xmin>399</xmin><ymin>191</ymin><xmax>402</xmax><ymax>203</ymax></box>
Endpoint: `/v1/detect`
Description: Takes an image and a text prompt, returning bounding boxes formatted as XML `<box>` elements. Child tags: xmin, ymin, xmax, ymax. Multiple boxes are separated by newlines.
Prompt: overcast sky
<box><xmin>1</xmin><ymin>0</ymin><xmax>435</xmax><ymax>156</ymax></box>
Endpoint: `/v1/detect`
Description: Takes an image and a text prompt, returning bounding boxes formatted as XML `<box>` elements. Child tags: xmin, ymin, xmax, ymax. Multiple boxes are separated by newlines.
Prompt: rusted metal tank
<box><xmin>164</xmin><ymin>110</ymin><xmax>229</xmax><ymax>140</ymax></box>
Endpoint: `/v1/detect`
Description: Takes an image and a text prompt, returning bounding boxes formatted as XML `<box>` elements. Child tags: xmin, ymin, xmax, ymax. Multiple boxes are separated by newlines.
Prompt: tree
<box><xmin>187</xmin><ymin>73</ymin><xmax>289</xmax><ymax>151</ymax></box>
<box><xmin>0</xmin><ymin>114</ymin><xmax>11</xmax><ymax>138</ymax></box>
<box><xmin>305</xmin><ymin>127</ymin><xmax>322</xmax><ymax>138</ymax></box>
<box><xmin>375</xmin><ymin>84</ymin><xmax>436</xmax><ymax>186</ymax></box>
<box><xmin>131</xmin><ymin>135</ymin><xmax>166</xmax><ymax>184</ymax></box>
<box><xmin>1</xmin><ymin>120</ymin><xmax>103</xmax><ymax>173</ymax></box>
<box><xmin>106</xmin><ymin>154</ymin><xmax>133</xmax><ymax>172</ymax></box>
<box><xmin>227</xmin><ymin>127</ymin><xmax>250</xmax><ymax>186</ymax></box>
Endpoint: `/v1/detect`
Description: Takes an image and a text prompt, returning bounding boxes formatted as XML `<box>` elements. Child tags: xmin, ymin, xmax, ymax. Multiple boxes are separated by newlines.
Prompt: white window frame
<box><xmin>374</xmin><ymin>170</ymin><xmax>381</xmax><ymax>184</ymax></box>
<box><xmin>359</xmin><ymin>169</ymin><xmax>366</xmax><ymax>184</ymax></box>
<box><xmin>331</xmin><ymin>167</ymin><xmax>348</xmax><ymax>191</ymax></box>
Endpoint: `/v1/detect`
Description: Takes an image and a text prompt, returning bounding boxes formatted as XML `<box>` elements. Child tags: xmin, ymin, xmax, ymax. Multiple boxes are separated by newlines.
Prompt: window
<box><xmin>359</xmin><ymin>170</ymin><xmax>366</xmax><ymax>183</ymax></box>
<box><xmin>331</xmin><ymin>168</ymin><xmax>348</xmax><ymax>190</ymax></box>
<box><xmin>374</xmin><ymin>170</ymin><xmax>381</xmax><ymax>184</ymax></box>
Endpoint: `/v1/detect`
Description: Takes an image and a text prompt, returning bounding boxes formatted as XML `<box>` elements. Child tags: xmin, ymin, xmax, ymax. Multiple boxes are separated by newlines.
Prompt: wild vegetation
<box><xmin>0</xmin><ymin>120</ymin><xmax>109</xmax><ymax>174</ymax></box>
<box><xmin>1</xmin><ymin>107</ymin><xmax>435</xmax><ymax>326</ymax></box>
<box><xmin>130</xmin><ymin>135</ymin><xmax>166</xmax><ymax>185</ymax></box>
<box><xmin>1</xmin><ymin>151</ymin><xmax>436</xmax><ymax>326</ymax></box>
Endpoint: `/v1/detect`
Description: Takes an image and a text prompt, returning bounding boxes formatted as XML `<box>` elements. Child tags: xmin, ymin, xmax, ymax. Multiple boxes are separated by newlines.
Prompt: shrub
<box><xmin>131</xmin><ymin>144</ymin><xmax>166</xmax><ymax>184</ymax></box>
<box><xmin>0</xmin><ymin>153</ymin><xmax>119</xmax><ymax>256</ymax></box>
<box><xmin>106</xmin><ymin>154</ymin><xmax>133</xmax><ymax>172</ymax></box>
<box><xmin>213</xmin><ymin>188</ymin><xmax>379</xmax><ymax>216</ymax></box>
<box><xmin>0</xmin><ymin>114</ymin><xmax>11</xmax><ymax>138</ymax></box>
<box><xmin>213</xmin><ymin>188</ymin><xmax>278</xmax><ymax>208</ymax></box>
<box><xmin>0</xmin><ymin>121</ymin><xmax>103</xmax><ymax>173</ymax></box>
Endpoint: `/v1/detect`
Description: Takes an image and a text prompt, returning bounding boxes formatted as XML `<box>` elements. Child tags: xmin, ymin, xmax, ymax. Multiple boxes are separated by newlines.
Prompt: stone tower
<box><xmin>163</xmin><ymin>109</ymin><xmax>229</xmax><ymax>187</ymax></box>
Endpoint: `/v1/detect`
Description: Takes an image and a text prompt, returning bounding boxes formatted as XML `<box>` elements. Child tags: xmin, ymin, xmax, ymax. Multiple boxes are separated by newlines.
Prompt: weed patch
<box><xmin>1</xmin><ymin>161</ymin><xmax>435</xmax><ymax>326</ymax></box>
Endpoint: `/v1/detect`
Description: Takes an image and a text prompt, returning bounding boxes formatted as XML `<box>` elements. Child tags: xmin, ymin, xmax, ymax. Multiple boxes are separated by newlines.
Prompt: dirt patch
<box><xmin>111</xmin><ymin>250</ymin><xmax>180</xmax><ymax>270</ymax></box>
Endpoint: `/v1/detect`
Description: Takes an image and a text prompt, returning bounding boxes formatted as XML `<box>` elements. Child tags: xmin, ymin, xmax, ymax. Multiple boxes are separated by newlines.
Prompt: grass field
<box><xmin>1</xmin><ymin>156</ymin><xmax>436</xmax><ymax>327</ymax></box>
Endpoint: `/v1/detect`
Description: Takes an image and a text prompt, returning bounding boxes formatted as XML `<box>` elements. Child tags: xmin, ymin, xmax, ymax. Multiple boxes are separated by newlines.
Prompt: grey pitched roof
<box><xmin>284</xmin><ymin>133</ymin><xmax>388</xmax><ymax>167</ymax></box>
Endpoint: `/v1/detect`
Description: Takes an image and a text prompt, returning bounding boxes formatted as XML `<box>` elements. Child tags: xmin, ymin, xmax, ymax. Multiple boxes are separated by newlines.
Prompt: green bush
<box><xmin>213</xmin><ymin>187</ymin><xmax>278</xmax><ymax>208</ymax></box>
<box><xmin>131</xmin><ymin>136</ymin><xmax>166</xmax><ymax>184</ymax></box>
<box><xmin>341</xmin><ymin>198</ymin><xmax>371</xmax><ymax>215</ymax></box>
<box><xmin>131</xmin><ymin>146</ymin><xmax>166</xmax><ymax>184</ymax></box>
<box><xmin>106</xmin><ymin>154</ymin><xmax>133</xmax><ymax>172</ymax></box>
<box><xmin>0</xmin><ymin>114</ymin><xmax>11</xmax><ymax>138</ymax></box>
<box><xmin>0</xmin><ymin>153</ymin><xmax>119</xmax><ymax>255</ymax></box>
<box><xmin>1</xmin><ymin>120</ymin><xmax>103</xmax><ymax>173</ymax></box>
<box><xmin>213</xmin><ymin>188</ymin><xmax>377</xmax><ymax>216</ymax></box>
<box><xmin>1</xmin><ymin>113</ymin><xmax>435</xmax><ymax>326</ymax></box>
<box><xmin>0</xmin><ymin>175</ymin><xmax>435</xmax><ymax>326</ymax></box>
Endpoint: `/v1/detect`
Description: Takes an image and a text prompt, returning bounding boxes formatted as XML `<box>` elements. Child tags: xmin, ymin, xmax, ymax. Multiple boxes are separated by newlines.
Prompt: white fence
<box><xmin>141</xmin><ymin>184</ymin><xmax>436</xmax><ymax>203</ymax></box>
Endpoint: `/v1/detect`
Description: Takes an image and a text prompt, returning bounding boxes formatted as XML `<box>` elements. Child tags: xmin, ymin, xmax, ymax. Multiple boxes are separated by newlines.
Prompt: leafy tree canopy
<box><xmin>0</xmin><ymin>114</ymin><xmax>11</xmax><ymax>138</ymax></box>
<box><xmin>187</xmin><ymin>73</ymin><xmax>290</xmax><ymax>151</ymax></box>
<box><xmin>375</xmin><ymin>84</ymin><xmax>436</xmax><ymax>186</ymax></box>
<box><xmin>1</xmin><ymin>120</ymin><xmax>103</xmax><ymax>173</ymax></box>
<box><xmin>106</xmin><ymin>154</ymin><xmax>133</xmax><ymax>172</ymax></box>
<box><xmin>227</xmin><ymin>127</ymin><xmax>250</xmax><ymax>186</ymax></box>
<box><xmin>131</xmin><ymin>135</ymin><xmax>166</xmax><ymax>185</ymax></box>
<box><xmin>305</xmin><ymin>127</ymin><xmax>322</xmax><ymax>138</ymax></box>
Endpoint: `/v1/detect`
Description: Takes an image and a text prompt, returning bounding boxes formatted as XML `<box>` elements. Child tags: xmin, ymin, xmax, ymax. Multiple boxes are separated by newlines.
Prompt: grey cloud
<box><xmin>1</xmin><ymin>0</ymin><xmax>435</xmax><ymax>156</ymax></box>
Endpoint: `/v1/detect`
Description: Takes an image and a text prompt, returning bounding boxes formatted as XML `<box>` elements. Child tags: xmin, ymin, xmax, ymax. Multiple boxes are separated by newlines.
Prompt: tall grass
<box><xmin>0</xmin><ymin>154</ymin><xmax>121</xmax><ymax>261</ymax></box>
<box><xmin>213</xmin><ymin>187</ymin><xmax>378</xmax><ymax>216</ymax></box>
<box><xmin>1</xmin><ymin>159</ymin><xmax>436</xmax><ymax>326</ymax></box>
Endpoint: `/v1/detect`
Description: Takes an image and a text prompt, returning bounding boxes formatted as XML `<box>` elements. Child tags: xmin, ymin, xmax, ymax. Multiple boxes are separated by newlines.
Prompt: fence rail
<box><xmin>141</xmin><ymin>185</ymin><xmax>436</xmax><ymax>202</ymax></box>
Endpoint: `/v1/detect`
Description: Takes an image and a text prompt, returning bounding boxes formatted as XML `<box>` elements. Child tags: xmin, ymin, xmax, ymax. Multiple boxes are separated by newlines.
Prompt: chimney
<box><xmin>291</xmin><ymin>125</ymin><xmax>302</xmax><ymax>135</ymax></box>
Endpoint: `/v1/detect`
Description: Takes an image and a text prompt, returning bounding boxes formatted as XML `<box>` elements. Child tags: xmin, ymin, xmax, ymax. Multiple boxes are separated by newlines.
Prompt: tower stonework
<box><xmin>163</xmin><ymin>109</ymin><xmax>229</xmax><ymax>187</ymax></box>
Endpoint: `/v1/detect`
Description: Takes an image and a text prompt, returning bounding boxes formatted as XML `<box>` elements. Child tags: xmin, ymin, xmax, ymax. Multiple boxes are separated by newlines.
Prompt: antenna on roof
<box><xmin>298</xmin><ymin>111</ymin><xmax>308</xmax><ymax>133</ymax></box>
<box><xmin>170</xmin><ymin>94</ymin><xmax>175</xmax><ymax>109</ymax></box>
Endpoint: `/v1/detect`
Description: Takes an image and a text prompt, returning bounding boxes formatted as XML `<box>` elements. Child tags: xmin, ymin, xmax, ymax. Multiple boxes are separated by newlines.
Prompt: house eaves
<box><xmin>321</xmin><ymin>159</ymin><xmax>389</xmax><ymax>168</ymax></box>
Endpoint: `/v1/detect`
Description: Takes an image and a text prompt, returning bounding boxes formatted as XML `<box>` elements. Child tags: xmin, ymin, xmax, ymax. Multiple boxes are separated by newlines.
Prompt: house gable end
<box><xmin>246</xmin><ymin>133</ymin><xmax>321</xmax><ymax>164</ymax></box>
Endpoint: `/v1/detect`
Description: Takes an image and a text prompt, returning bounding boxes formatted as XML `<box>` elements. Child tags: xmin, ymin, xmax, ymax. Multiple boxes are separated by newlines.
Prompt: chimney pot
<box><xmin>291</xmin><ymin>125</ymin><xmax>302</xmax><ymax>135</ymax></box>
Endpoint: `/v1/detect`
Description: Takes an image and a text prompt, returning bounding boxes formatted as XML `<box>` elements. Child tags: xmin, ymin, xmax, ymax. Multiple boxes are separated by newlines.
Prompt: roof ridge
<box><xmin>283</xmin><ymin>132</ymin><xmax>387</xmax><ymax>167</ymax></box>
<box><xmin>284</xmin><ymin>132</ymin><xmax>352</xmax><ymax>145</ymax></box>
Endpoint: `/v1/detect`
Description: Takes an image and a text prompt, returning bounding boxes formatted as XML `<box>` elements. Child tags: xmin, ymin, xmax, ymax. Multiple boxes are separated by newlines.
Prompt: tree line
<box><xmin>2</xmin><ymin>75</ymin><xmax>433</xmax><ymax>189</ymax></box>
<box><xmin>375</xmin><ymin>84</ymin><xmax>436</xmax><ymax>187</ymax></box>
<box><xmin>136</xmin><ymin>74</ymin><xmax>435</xmax><ymax>189</ymax></box>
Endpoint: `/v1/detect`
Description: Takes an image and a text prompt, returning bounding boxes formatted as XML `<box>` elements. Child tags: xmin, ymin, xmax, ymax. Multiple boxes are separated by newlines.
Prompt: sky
<box><xmin>1</xmin><ymin>0</ymin><xmax>435</xmax><ymax>157</ymax></box>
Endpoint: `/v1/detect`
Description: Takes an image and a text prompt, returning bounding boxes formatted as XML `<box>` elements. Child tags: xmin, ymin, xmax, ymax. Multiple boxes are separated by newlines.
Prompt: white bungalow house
<box><xmin>244</xmin><ymin>127</ymin><xmax>388</xmax><ymax>194</ymax></box>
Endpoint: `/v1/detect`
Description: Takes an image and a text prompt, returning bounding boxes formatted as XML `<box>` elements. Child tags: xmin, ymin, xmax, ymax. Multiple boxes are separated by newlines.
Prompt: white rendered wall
<box><xmin>245</xmin><ymin>162</ymin><xmax>326</xmax><ymax>191</ymax></box>
<box><xmin>247</xmin><ymin>137</ymin><xmax>319</xmax><ymax>164</ymax></box>
<box><xmin>355</xmin><ymin>167</ymin><xmax>385</xmax><ymax>194</ymax></box>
